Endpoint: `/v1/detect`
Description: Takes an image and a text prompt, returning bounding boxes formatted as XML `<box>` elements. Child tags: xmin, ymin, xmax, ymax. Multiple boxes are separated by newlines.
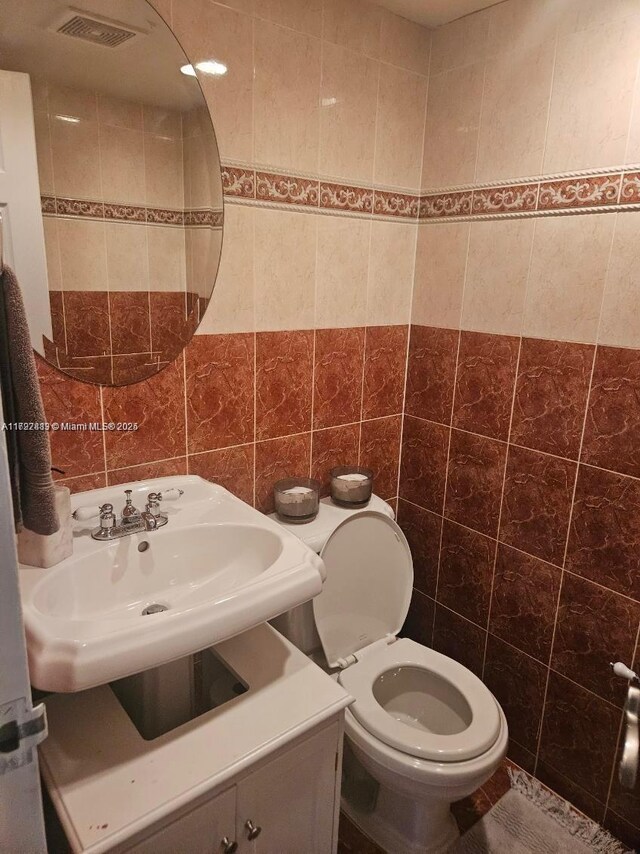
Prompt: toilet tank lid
<box><xmin>313</xmin><ymin>512</ymin><xmax>413</xmax><ymax>669</ymax></box>
<box><xmin>270</xmin><ymin>494</ymin><xmax>394</xmax><ymax>553</ymax></box>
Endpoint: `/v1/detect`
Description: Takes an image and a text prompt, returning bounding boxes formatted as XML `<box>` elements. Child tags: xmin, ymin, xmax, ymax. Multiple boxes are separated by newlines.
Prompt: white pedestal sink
<box><xmin>19</xmin><ymin>476</ymin><xmax>326</xmax><ymax>692</ymax></box>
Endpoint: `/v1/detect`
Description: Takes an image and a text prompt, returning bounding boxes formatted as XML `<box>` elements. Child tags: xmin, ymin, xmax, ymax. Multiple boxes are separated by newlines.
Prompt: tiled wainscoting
<box><xmin>37</xmin><ymin>325</ymin><xmax>407</xmax><ymax>514</ymax></box>
<box><xmin>397</xmin><ymin>324</ymin><xmax>640</xmax><ymax>846</ymax></box>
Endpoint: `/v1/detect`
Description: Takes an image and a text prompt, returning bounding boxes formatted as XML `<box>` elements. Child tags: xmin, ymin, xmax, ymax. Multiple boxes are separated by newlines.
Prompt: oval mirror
<box><xmin>0</xmin><ymin>0</ymin><xmax>223</xmax><ymax>385</ymax></box>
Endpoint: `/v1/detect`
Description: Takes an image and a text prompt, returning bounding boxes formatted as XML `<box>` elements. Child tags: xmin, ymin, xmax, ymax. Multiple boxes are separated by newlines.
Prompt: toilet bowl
<box><xmin>271</xmin><ymin>497</ymin><xmax>508</xmax><ymax>854</ymax></box>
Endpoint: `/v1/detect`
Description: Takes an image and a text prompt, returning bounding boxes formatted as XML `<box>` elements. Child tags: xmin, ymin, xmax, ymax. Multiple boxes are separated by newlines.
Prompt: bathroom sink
<box><xmin>19</xmin><ymin>476</ymin><xmax>325</xmax><ymax>692</ymax></box>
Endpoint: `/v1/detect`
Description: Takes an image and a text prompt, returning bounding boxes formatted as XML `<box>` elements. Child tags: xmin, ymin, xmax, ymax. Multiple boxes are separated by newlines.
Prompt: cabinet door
<box><xmin>125</xmin><ymin>786</ymin><xmax>237</xmax><ymax>854</ymax></box>
<box><xmin>237</xmin><ymin>724</ymin><xmax>340</xmax><ymax>854</ymax></box>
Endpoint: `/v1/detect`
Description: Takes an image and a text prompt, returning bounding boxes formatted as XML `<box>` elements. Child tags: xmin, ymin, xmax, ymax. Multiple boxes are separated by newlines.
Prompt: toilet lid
<box><xmin>313</xmin><ymin>512</ymin><xmax>413</xmax><ymax>669</ymax></box>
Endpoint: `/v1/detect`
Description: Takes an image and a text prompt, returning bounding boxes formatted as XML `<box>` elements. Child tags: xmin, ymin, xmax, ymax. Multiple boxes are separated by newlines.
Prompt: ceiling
<box><xmin>377</xmin><ymin>0</ymin><xmax>503</xmax><ymax>28</ymax></box>
<box><xmin>0</xmin><ymin>0</ymin><xmax>205</xmax><ymax>110</ymax></box>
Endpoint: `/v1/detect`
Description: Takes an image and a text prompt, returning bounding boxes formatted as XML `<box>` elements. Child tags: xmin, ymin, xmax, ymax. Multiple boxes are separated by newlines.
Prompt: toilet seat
<box><xmin>338</xmin><ymin>638</ymin><xmax>501</xmax><ymax>762</ymax></box>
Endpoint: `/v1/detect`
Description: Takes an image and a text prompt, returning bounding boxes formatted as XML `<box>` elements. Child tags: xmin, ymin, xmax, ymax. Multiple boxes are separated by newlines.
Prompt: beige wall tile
<box><xmin>412</xmin><ymin>222</ymin><xmax>470</xmax><ymax>329</ymax></box>
<box><xmin>43</xmin><ymin>218</ymin><xmax>62</xmax><ymax>292</ymax></box>
<box><xmin>379</xmin><ymin>9</ymin><xmax>431</xmax><ymax>76</ymax></box>
<box><xmin>171</xmin><ymin>0</ymin><xmax>253</xmax><ymax>163</ymax></box>
<box><xmin>100</xmin><ymin>125</ymin><xmax>146</xmax><ymax>205</ymax></box>
<box><xmin>462</xmin><ymin>219</ymin><xmax>534</xmax><ymax>336</ymax></box>
<box><xmin>144</xmin><ymin>134</ymin><xmax>184</xmax><ymax>208</ymax></box>
<box><xmin>315</xmin><ymin>215</ymin><xmax>370</xmax><ymax>329</ymax></box>
<box><xmin>48</xmin><ymin>85</ymin><xmax>97</xmax><ymax>122</ymax></box>
<box><xmin>147</xmin><ymin>225</ymin><xmax>187</xmax><ymax>293</ymax></box>
<box><xmin>486</xmin><ymin>0</ymin><xmax>560</xmax><ymax>56</ymax></box>
<box><xmin>254</xmin><ymin>22</ymin><xmax>321</xmax><ymax>173</ymax></box>
<box><xmin>184</xmin><ymin>132</ymin><xmax>222</xmax><ymax>209</ymax></box>
<box><xmin>187</xmin><ymin>228</ymin><xmax>222</xmax><ymax>299</ymax></box>
<box><xmin>105</xmin><ymin>223</ymin><xmax>149</xmax><ymax>292</ymax></box>
<box><xmin>476</xmin><ymin>42</ymin><xmax>555</xmax><ymax>182</ymax></box>
<box><xmin>30</xmin><ymin>77</ymin><xmax>49</xmax><ymax>114</ymax></box>
<box><xmin>598</xmin><ymin>213</ymin><xmax>640</xmax><ymax>348</ymax></box>
<box><xmin>33</xmin><ymin>111</ymin><xmax>54</xmax><ymax>195</ymax></box>
<box><xmin>543</xmin><ymin>18</ymin><xmax>640</xmax><ymax>173</ymax></box>
<box><xmin>374</xmin><ymin>65</ymin><xmax>428</xmax><ymax>191</ymax></box>
<box><xmin>143</xmin><ymin>106</ymin><xmax>182</xmax><ymax>140</ymax></box>
<box><xmin>255</xmin><ymin>0</ymin><xmax>322</xmax><ymax>36</ymax></box>
<box><xmin>556</xmin><ymin>0</ymin><xmax>640</xmax><ymax>35</ymax></box>
<box><xmin>254</xmin><ymin>208</ymin><xmax>316</xmax><ymax>331</ymax></box>
<box><xmin>57</xmin><ymin>219</ymin><xmax>108</xmax><ymax>292</ymax></box>
<box><xmin>322</xmin><ymin>0</ymin><xmax>381</xmax><ymax>59</ymax></box>
<box><xmin>199</xmin><ymin>205</ymin><xmax>254</xmax><ymax>334</ymax></box>
<box><xmin>51</xmin><ymin>117</ymin><xmax>102</xmax><ymax>199</ymax></box>
<box><xmin>319</xmin><ymin>43</ymin><xmax>379</xmax><ymax>184</ymax></box>
<box><xmin>430</xmin><ymin>10</ymin><xmax>489</xmax><ymax>76</ymax></box>
<box><xmin>98</xmin><ymin>95</ymin><xmax>143</xmax><ymax>131</ymax></box>
<box><xmin>624</xmin><ymin>61</ymin><xmax>640</xmax><ymax>164</ymax></box>
<box><xmin>367</xmin><ymin>220</ymin><xmax>416</xmax><ymax>326</ymax></box>
<box><xmin>523</xmin><ymin>214</ymin><xmax>615</xmax><ymax>344</ymax></box>
<box><xmin>422</xmin><ymin>63</ymin><xmax>483</xmax><ymax>189</ymax></box>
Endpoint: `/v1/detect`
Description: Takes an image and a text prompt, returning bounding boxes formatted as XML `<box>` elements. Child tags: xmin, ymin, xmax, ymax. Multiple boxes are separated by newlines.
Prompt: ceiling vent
<box><xmin>52</xmin><ymin>8</ymin><xmax>146</xmax><ymax>48</ymax></box>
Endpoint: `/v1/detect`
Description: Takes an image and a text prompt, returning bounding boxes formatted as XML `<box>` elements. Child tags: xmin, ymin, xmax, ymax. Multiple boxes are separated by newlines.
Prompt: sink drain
<box><xmin>141</xmin><ymin>603</ymin><xmax>169</xmax><ymax>616</ymax></box>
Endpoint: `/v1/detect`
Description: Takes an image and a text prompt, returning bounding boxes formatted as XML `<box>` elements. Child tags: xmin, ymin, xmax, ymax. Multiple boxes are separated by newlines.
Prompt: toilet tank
<box><xmin>269</xmin><ymin>495</ymin><xmax>394</xmax><ymax>655</ymax></box>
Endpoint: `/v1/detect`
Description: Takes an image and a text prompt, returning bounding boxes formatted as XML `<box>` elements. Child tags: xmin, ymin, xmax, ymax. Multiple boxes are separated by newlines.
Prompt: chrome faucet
<box><xmin>73</xmin><ymin>488</ymin><xmax>184</xmax><ymax>541</ymax></box>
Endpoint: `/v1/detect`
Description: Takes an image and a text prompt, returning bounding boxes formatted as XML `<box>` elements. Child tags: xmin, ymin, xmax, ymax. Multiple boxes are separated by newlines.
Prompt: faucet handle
<box><xmin>147</xmin><ymin>487</ymin><xmax>184</xmax><ymax>503</ymax></box>
<box><xmin>73</xmin><ymin>504</ymin><xmax>103</xmax><ymax>521</ymax></box>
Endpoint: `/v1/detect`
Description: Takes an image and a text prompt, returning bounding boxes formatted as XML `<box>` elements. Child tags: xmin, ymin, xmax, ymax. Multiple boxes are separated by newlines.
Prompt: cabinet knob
<box><xmin>221</xmin><ymin>837</ymin><xmax>238</xmax><ymax>853</ymax></box>
<box><xmin>245</xmin><ymin>819</ymin><xmax>262</xmax><ymax>841</ymax></box>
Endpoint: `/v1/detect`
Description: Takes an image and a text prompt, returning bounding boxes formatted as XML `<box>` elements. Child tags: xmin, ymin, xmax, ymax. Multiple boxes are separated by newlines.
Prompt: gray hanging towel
<box><xmin>0</xmin><ymin>264</ymin><xmax>59</xmax><ymax>536</ymax></box>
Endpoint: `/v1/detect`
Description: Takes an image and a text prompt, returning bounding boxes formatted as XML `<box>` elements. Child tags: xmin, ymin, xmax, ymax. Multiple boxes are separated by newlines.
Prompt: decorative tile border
<box><xmin>43</xmin><ymin>165</ymin><xmax>640</xmax><ymax>228</ymax></box>
<box><xmin>42</xmin><ymin>196</ymin><xmax>223</xmax><ymax>229</ymax></box>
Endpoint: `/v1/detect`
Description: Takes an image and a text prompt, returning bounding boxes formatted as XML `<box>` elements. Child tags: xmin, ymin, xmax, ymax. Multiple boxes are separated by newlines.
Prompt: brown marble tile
<box><xmin>359</xmin><ymin>416</ymin><xmax>402</xmax><ymax>500</ymax></box>
<box><xmin>362</xmin><ymin>325</ymin><xmax>408</xmax><ymax>420</ymax></box>
<box><xmin>102</xmin><ymin>355</ymin><xmax>186</xmax><ymax>469</ymax></box>
<box><xmin>451</xmin><ymin>761</ymin><xmax>511</xmax><ymax>835</ymax></box>
<box><xmin>255</xmin><ymin>433</ymin><xmax>311</xmax><ymax>514</ymax></box>
<box><xmin>107</xmin><ymin>457</ymin><xmax>187</xmax><ymax>487</ymax></box>
<box><xmin>111</xmin><ymin>353</ymin><xmax>161</xmax><ymax>385</ymax></box>
<box><xmin>37</xmin><ymin>357</ymin><xmax>104</xmax><ymax>478</ymax></box>
<box><xmin>58</xmin><ymin>472</ymin><xmax>107</xmax><ymax>493</ymax></box>
<box><xmin>313</xmin><ymin>327</ymin><xmax>365</xmax><ymax>429</ymax></box>
<box><xmin>188</xmin><ymin>445</ymin><xmax>255</xmax><ymax>506</ymax></box>
<box><xmin>582</xmin><ymin>346</ymin><xmax>640</xmax><ymax>478</ymax></box>
<box><xmin>566</xmin><ymin>464</ymin><xmax>640</xmax><ymax>601</ymax></box>
<box><xmin>64</xmin><ymin>290</ymin><xmax>111</xmax><ymax>357</ymax></box>
<box><xmin>399</xmin><ymin>416</ymin><xmax>449</xmax><ymax>513</ymax></box>
<box><xmin>552</xmin><ymin>573</ymin><xmax>640</xmax><ymax>706</ymax></box>
<box><xmin>511</xmin><ymin>338</ymin><xmax>594</xmax><ymax>461</ymax></box>
<box><xmin>499</xmin><ymin>446</ymin><xmax>576</xmax><ymax>566</ymax></box>
<box><xmin>438</xmin><ymin>520</ymin><xmax>496</xmax><ymax>627</ymax></box>
<box><xmin>535</xmin><ymin>761</ymin><xmax>606</xmax><ymax>824</ymax></box>
<box><xmin>256</xmin><ymin>330</ymin><xmax>313</xmax><ymax>440</ymax></box>
<box><xmin>484</xmin><ymin>636</ymin><xmax>547</xmax><ymax>753</ymax></box>
<box><xmin>538</xmin><ymin>671</ymin><xmax>619</xmax><ymax>802</ymax></box>
<box><xmin>445</xmin><ymin>430</ymin><xmax>507</xmax><ymax>538</ymax></box>
<box><xmin>109</xmin><ymin>291</ymin><xmax>151</xmax><ymax>355</ymax></box>
<box><xmin>405</xmin><ymin>325</ymin><xmax>458</xmax><ymax>425</ymax></box>
<box><xmin>397</xmin><ymin>499</ymin><xmax>442</xmax><ymax>598</ymax></box>
<box><xmin>49</xmin><ymin>291</ymin><xmax>65</xmax><ymax>345</ymax></box>
<box><xmin>432</xmin><ymin>604</ymin><xmax>486</xmax><ymax>677</ymax></box>
<box><xmin>311</xmin><ymin>424</ymin><xmax>360</xmax><ymax>497</ymax></box>
<box><xmin>603</xmin><ymin>810</ymin><xmax>640</xmax><ymax>852</ymax></box>
<box><xmin>185</xmin><ymin>333</ymin><xmax>255</xmax><ymax>454</ymax></box>
<box><xmin>507</xmin><ymin>740</ymin><xmax>536</xmax><ymax>774</ymax></box>
<box><xmin>489</xmin><ymin>544</ymin><xmax>561</xmax><ymax>663</ymax></box>
<box><xmin>453</xmin><ymin>331</ymin><xmax>519</xmax><ymax>441</ymax></box>
<box><xmin>149</xmin><ymin>291</ymin><xmax>190</xmax><ymax>359</ymax></box>
<box><xmin>57</xmin><ymin>352</ymin><xmax>113</xmax><ymax>385</ymax></box>
<box><xmin>401</xmin><ymin>590</ymin><xmax>435</xmax><ymax>647</ymax></box>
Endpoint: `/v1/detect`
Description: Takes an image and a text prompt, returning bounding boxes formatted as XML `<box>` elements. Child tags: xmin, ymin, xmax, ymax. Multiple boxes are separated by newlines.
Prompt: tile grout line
<box><xmin>481</xmin><ymin>334</ymin><xmax>523</xmax><ymax>676</ymax></box>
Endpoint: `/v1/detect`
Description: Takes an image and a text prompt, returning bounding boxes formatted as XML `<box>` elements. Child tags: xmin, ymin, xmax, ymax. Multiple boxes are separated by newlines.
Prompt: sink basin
<box><xmin>19</xmin><ymin>477</ymin><xmax>325</xmax><ymax>692</ymax></box>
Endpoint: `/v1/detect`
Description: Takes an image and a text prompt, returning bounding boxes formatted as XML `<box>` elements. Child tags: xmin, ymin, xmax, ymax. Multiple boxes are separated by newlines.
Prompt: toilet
<box><xmin>271</xmin><ymin>495</ymin><xmax>508</xmax><ymax>854</ymax></box>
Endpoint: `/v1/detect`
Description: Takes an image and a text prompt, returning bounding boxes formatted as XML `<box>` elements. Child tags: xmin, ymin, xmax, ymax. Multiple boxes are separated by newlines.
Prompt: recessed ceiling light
<box><xmin>180</xmin><ymin>60</ymin><xmax>227</xmax><ymax>77</ymax></box>
<box><xmin>55</xmin><ymin>114</ymin><xmax>81</xmax><ymax>123</ymax></box>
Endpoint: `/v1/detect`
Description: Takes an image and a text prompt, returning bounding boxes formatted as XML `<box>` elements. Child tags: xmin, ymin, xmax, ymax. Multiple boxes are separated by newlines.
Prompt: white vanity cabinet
<box><xmin>124</xmin><ymin>723</ymin><xmax>341</xmax><ymax>854</ymax></box>
<box><xmin>40</xmin><ymin>625</ymin><xmax>352</xmax><ymax>854</ymax></box>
